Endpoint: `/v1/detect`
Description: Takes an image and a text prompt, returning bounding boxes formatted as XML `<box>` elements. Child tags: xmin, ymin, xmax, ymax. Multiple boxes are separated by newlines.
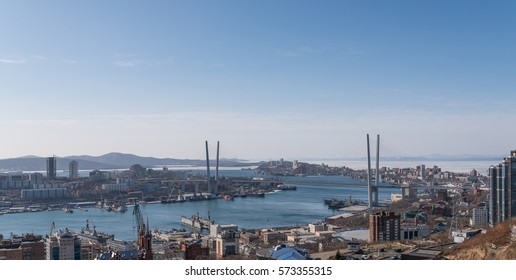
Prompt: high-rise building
<box><xmin>46</xmin><ymin>230</ymin><xmax>81</xmax><ymax>260</ymax></box>
<box><xmin>46</xmin><ymin>156</ymin><xmax>57</xmax><ymax>180</ymax></box>
<box><xmin>369</xmin><ymin>211</ymin><xmax>400</xmax><ymax>242</ymax></box>
<box><xmin>216</xmin><ymin>231</ymin><xmax>239</xmax><ymax>259</ymax></box>
<box><xmin>69</xmin><ymin>160</ymin><xmax>78</xmax><ymax>179</ymax></box>
<box><xmin>470</xmin><ymin>205</ymin><xmax>488</xmax><ymax>227</ymax></box>
<box><xmin>488</xmin><ymin>150</ymin><xmax>516</xmax><ymax>226</ymax></box>
<box><xmin>421</xmin><ymin>164</ymin><xmax>426</xmax><ymax>178</ymax></box>
<box><xmin>29</xmin><ymin>173</ymin><xmax>44</xmax><ymax>186</ymax></box>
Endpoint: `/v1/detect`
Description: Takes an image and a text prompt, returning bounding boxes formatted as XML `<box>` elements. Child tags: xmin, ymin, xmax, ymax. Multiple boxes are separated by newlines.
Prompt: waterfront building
<box><xmin>69</xmin><ymin>160</ymin><xmax>78</xmax><ymax>179</ymax></box>
<box><xmin>101</xmin><ymin>183</ymin><xmax>129</xmax><ymax>193</ymax></box>
<box><xmin>46</xmin><ymin>229</ymin><xmax>81</xmax><ymax>260</ymax></box>
<box><xmin>0</xmin><ymin>172</ymin><xmax>31</xmax><ymax>189</ymax></box>
<box><xmin>369</xmin><ymin>211</ymin><xmax>400</xmax><ymax>242</ymax></box>
<box><xmin>308</xmin><ymin>223</ymin><xmax>327</xmax><ymax>233</ymax></box>
<box><xmin>488</xmin><ymin>150</ymin><xmax>516</xmax><ymax>226</ymax></box>
<box><xmin>210</xmin><ymin>224</ymin><xmax>238</xmax><ymax>238</ymax></box>
<box><xmin>21</xmin><ymin>188</ymin><xmax>66</xmax><ymax>200</ymax></box>
<box><xmin>47</xmin><ymin>156</ymin><xmax>57</xmax><ymax>180</ymax></box>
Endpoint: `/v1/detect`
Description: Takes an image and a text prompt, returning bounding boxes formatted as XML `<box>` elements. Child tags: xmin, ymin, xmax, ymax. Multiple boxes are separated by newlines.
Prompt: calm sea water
<box><xmin>0</xmin><ymin>173</ymin><xmax>395</xmax><ymax>241</ymax></box>
<box><xmin>2</xmin><ymin>160</ymin><xmax>492</xmax><ymax>240</ymax></box>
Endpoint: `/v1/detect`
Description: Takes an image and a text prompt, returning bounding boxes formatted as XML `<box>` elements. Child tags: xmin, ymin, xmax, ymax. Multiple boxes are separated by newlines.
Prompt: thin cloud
<box><xmin>13</xmin><ymin>119</ymin><xmax>78</xmax><ymax>127</ymax></box>
<box><xmin>0</xmin><ymin>55</ymin><xmax>46</xmax><ymax>64</ymax></box>
<box><xmin>112</xmin><ymin>55</ymin><xmax>173</xmax><ymax>68</ymax></box>
<box><xmin>113</xmin><ymin>61</ymin><xmax>137</xmax><ymax>68</ymax></box>
<box><xmin>0</xmin><ymin>58</ymin><xmax>27</xmax><ymax>64</ymax></box>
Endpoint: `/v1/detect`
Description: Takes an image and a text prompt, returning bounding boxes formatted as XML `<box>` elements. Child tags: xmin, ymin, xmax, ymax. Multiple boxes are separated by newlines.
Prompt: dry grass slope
<box><xmin>447</xmin><ymin>222</ymin><xmax>514</xmax><ymax>260</ymax></box>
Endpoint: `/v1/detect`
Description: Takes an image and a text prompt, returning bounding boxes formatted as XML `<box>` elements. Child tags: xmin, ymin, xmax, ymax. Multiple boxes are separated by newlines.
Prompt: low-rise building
<box><xmin>182</xmin><ymin>241</ymin><xmax>210</xmax><ymax>260</ymax></box>
<box><xmin>101</xmin><ymin>184</ymin><xmax>129</xmax><ymax>193</ymax></box>
<box><xmin>401</xmin><ymin>248</ymin><xmax>442</xmax><ymax>260</ymax></box>
<box><xmin>262</xmin><ymin>230</ymin><xmax>286</xmax><ymax>245</ymax></box>
<box><xmin>239</xmin><ymin>232</ymin><xmax>258</xmax><ymax>245</ymax></box>
<box><xmin>347</xmin><ymin>242</ymin><xmax>361</xmax><ymax>252</ymax></box>
<box><xmin>315</xmin><ymin>231</ymin><xmax>334</xmax><ymax>239</ymax></box>
<box><xmin>308</xmin><ymin>223</ymin><xmax>326</xmax><ymax>233</ymax></box>
<box><xmin>400</xmin><ymin>224</ymin><xmax>430</xmax><ymax>240</ymax></box>
<box><xmin>452</xmin><ymin>229</ymin><xmax>481</xmax><ymax>243</ymax></box>
<box><xmin>210</xmin><ymin>224</ymin><xmax>238</xmax><ymax>238</ymax></box>
<box><xmin>0</xmin><ymin>233</ymin><xmax>45</xmax><ymax>260</ymax></box>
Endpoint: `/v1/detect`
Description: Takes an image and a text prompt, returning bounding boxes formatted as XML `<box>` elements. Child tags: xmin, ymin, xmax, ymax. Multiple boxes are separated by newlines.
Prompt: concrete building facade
<box><xmin>369</xmin><ymin>211</ymin><xmax>400</xmax><ymax>242</ymax></box>
<box><xmin>69</xmin><ymin>160</ymin><xmax>79</xmax><ymax>179</ymax></box>
<box><xmin>216</xmin><ymin>231</ymin><xmax>239</xmax><ymax>259</ymax></box>
<box><xmin>47</xmin><ymin>156</ymin><xmax>57</xmax><ymax>180</ymax></box>
<box><xmin>46</xmin><ymin>230</ymin><xmax>81</xmax><ymax>260</ymax></box>
<box><xmin>470</xmin><ymin>206</ymin><xmax>488</xmax><ymax>227</ymax></box>
<box><xmin>489</xmin><ymin>151</ymin><xmax>516</xmax><ymax>226</ymax></box>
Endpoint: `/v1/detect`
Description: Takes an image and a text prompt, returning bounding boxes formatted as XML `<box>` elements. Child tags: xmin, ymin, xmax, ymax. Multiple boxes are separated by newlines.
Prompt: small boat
<box><xmin>248</xmin><ymin>192</ymin><xmax>265</xmax><ymax>197</ymax></box>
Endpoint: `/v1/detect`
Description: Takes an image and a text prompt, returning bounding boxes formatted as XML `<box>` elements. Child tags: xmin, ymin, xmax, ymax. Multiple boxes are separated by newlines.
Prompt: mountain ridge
<box><xmin>0</xmin><ymin>152</ymin><xmax>256</xmax><ymax>172</ymax></box>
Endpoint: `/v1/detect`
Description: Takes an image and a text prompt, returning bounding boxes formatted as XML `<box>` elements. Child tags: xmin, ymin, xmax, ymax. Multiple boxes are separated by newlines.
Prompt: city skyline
<box><xmin>1</xmin><ymin>1</ymin><xmax>515</xmax><ymax>160</ymax></box>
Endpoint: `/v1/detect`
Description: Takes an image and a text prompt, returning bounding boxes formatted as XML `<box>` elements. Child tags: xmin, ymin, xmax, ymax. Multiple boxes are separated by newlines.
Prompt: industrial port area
<box><xmin>1</xmin><ymin>139</ymin><xmax>513</xmax><ymax>261</ymax></box>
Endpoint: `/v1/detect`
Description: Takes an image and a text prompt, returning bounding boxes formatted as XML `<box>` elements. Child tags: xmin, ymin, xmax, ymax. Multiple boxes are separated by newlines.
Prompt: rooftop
<box><xmin>338</xmin><ymin>205</ymin><xmax>370</xmax><ymax>213</ymax></box>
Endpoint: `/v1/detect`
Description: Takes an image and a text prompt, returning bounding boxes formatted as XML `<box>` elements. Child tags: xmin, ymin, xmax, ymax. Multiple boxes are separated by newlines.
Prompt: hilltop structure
<box><xmin>488</xmin><ymin>150</ymin><xmax>516</xmax><ymax>226</ymax></box>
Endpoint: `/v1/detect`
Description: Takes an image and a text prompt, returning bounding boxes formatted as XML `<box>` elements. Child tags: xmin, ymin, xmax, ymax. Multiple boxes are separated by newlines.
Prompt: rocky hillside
<box><xmin>446</xmin><ymin>222</ymin><xmax>516</xmax><ymax>260</ymax></box>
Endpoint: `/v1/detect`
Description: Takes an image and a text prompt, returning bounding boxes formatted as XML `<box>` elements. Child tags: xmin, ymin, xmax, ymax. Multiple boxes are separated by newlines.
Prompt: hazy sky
<box><xmin>1</xmin><ymin>1</ymin><xmax>515</xmax><ymax>160</ymax></box>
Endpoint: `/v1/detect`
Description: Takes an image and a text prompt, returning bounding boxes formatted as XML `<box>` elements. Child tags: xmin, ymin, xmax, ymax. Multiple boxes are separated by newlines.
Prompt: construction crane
<box><xmin>133</xmin><ymin>202</ymin><xmax>144</xmax><ymax>234</ymax></box>
<box><xmin>132</xmin><ymin>202</ymin><xmax>153</xmax><ymax>260</ymax></box>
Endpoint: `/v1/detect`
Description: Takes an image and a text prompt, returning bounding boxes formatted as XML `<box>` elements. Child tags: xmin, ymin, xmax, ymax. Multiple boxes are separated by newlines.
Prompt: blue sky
<box><xmin>1</xmin><ymin>1</ymin><xmax>515</xmax><ymax>160</ymax></box>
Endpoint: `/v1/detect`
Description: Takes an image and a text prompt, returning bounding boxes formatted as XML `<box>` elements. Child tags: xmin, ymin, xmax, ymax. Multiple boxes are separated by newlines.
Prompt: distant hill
<box><xmin>0</xmin><ymin>152</ymin><xmax>256</xmax><ymax>172</ymax></box>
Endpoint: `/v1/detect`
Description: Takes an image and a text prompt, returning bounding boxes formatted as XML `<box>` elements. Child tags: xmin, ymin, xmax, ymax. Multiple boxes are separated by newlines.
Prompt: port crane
<box><xmin>132</xmin><ymin>202</ymin><xmax>153</xmax><ymax>260</ymax></box>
